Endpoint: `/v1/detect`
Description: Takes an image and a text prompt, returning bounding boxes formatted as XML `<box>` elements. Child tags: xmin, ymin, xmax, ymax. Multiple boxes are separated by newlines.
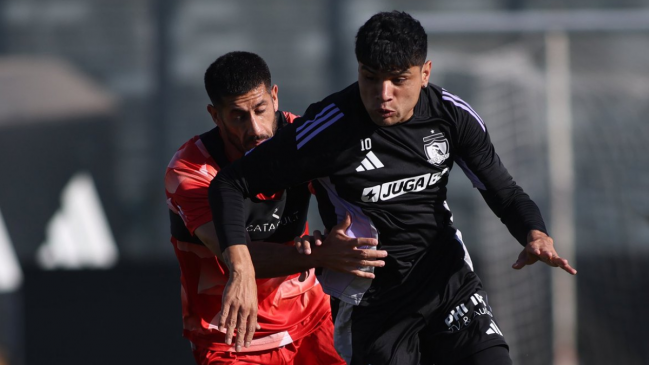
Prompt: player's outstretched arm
<box><xmin>195</xmin><ymin>221</ymin><xmax>384</xmax><ymax>278</ymax></box>
<box><xmin>295</xmin><ymin>213</ymin><xmax>388</xmax><ymax>279</ymax></box>
<box><xmin>512</xmin><ymin>229</ymin><xmax>577</xmax><ymax>275</ymax></box>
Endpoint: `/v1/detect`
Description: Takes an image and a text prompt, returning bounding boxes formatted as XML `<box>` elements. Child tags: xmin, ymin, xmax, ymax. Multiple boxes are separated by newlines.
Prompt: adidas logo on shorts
<box><xmin>486</xmin><ymin>320</ymin><xmax>503</xmax><ymax>336</ymax></box>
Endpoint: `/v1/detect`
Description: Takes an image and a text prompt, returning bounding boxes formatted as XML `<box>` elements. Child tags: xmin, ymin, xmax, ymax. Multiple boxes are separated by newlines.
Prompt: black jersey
<box><xmin>210</xmin><ymin>83</ymin><xmax>547</xmax><ymax>306</ymax></box>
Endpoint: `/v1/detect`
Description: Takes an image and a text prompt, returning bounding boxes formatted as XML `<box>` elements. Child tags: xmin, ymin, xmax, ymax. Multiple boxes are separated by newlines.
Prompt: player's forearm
<box><xmin>498</xmin><ymin>188</ymin><xmax>547</xmax><ymax>245</ymax></box>
<box><xmin>194</xmin><ymin>223</ymin><xmax>315</xmax><ymax>278</ymax></box>
<box><xmin>479</xmin><ymin>187</ymin><xmax>547</xmax><ymax>246</ymax></box>
<box><xmin>247</xmin><ymin>241</ymin><xmax>317</xmax><ymax>278</ymax></box>
<box><xmin>222</xmin><ymin>245</ymin><xmax>256</xmax><ymax>278</ymax></box>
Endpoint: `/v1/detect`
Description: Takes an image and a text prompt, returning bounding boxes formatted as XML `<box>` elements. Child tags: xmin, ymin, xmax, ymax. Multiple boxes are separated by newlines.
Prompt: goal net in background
<box><xmin>427</xmin><ymin>18</ymin><xmax>649</xmax><ymax>365</ymax></box>
<box><xmin>434</xmin><ymin>38</ymin><xmax>553</xmax><ymax>365</ymax></box>
<box><xmin>570</xmin><ymin>32</ymin><xmax>649</xmax><ymax>365</ymax></box>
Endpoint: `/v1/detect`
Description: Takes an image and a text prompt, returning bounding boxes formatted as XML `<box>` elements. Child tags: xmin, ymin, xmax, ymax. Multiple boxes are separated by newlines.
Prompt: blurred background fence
<box><xmin>0</xmin><ymin>0</ymin><xmax>648</xmax><ymax>364</ymax></box>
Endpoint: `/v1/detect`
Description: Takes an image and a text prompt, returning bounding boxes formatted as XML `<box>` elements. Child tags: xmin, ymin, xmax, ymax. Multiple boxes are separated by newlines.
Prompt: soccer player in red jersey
<box><xmin>165</xmin><ymin>51</ymin><xmax>386</xmax><ymax>364</ymax></box>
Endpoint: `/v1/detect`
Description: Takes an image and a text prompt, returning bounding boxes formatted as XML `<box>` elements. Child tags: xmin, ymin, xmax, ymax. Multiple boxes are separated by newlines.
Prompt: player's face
<box><xmin>358</xmin><ymin>61</ymin><xmax>431</xmax><ymax>127</ymax></box>
<box><xmin>208</xmin><ymin>84</ymin><xmax>279</xmax><ymax>160</ymax></box>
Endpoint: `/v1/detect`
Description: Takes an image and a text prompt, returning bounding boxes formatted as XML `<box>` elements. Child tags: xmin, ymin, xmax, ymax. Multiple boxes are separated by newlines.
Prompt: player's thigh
<box><xmin>292</xmin><ymin>313</ymin><xmax>346</xmax><ymax>365</ymax></box>
<box><xmin>418</xmin><ymin>270</ymin><xmax>510</xmax><ymax>364</ymax></box>
<box><xmin>340</xmin><ymin>300</ymin><xmax>425</xmax><ymax>365</ymax></box>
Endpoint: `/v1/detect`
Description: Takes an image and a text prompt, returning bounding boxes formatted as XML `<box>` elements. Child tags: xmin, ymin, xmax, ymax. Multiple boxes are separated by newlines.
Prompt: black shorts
<box><xmin>332</xmin><ymin>261</ymin><xmax>510</xmax><ymax>365</ymax></box>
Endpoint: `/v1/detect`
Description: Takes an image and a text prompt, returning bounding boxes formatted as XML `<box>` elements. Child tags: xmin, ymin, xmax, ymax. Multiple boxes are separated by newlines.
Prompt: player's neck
<box><xmin>222</xmin><ymin>139</ymin><xmax>245</xmax><ymax>162</ymax></box>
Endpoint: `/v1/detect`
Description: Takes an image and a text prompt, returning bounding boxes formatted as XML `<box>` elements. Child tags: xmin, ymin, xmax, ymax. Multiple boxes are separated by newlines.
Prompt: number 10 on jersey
<box><xmin>360</xmin><ymin>138</ymin><xmax>372</xmax><ymax>151</ymax></box>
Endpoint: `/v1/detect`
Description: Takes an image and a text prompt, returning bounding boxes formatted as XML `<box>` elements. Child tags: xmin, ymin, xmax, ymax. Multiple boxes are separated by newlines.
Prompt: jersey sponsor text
<box><xmin>361</xmin><ymin>168</ymin><xmax>449</xmax><ymax>202</ymax></box>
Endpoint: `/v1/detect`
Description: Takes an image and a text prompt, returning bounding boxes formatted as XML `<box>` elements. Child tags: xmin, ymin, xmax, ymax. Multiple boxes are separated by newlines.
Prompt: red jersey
<box><xmin>165</xmin><ymin>111</ymin><xmax>330</xmax><ymax>352</ymax></box>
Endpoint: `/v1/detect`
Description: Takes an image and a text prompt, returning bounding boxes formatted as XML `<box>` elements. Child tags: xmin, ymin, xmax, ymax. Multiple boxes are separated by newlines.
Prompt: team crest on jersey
<box><xmin>423</xmin><ymin>130</ymin><xmax>450</xmax><ymax>166</ymax></box>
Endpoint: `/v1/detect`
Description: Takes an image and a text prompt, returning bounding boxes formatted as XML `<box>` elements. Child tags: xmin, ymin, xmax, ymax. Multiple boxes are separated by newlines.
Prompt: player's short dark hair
<box><xmin>204</xmin><ymin>51</ymin><xmax>272</xmax><ymax>105</ymax></box>
<box><xmin>355</xmin><ymin>11</ymin><xmax>427</xmax><ymax>72</ymax></box>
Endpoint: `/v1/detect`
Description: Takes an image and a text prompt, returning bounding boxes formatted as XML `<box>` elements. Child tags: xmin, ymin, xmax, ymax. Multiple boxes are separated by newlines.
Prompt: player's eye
<box><xmin>393</xmin><ymin>77</ymin><xmax>407</xmax><ymax>85</ymax></box>
<box><xmin>363</xmin><ymin>73</ymin><xmax>377</xmax><ymax>81</ymax></box>
<box><xmin>231</xmin><ymin>113</ymin><xmax>246</xmax><ymax>122</ymax></box>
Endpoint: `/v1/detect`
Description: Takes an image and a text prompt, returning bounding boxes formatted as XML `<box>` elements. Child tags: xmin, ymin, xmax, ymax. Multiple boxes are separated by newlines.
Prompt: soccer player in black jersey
<box><xmin>209</xmin><ymin>11</ymin><xmax>577</xmax><ymax>365</ymax></box>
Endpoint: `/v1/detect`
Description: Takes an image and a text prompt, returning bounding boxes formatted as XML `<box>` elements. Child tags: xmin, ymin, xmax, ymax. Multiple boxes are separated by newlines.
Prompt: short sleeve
<box><xmin>165</xmin><ymin>147</ymin><xmax>218</xmax><ymax>234</ymax></box>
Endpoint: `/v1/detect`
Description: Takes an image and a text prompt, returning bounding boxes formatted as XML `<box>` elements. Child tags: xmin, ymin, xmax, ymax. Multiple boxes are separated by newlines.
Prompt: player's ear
<box><xmin>421</xmin><ymin>60</ymin><xmax>432</xmax><ymax>87</ymax></box>
<box><xmin>207</xmin><ymin>104</ymin><xmax>222</xmax><ymax>127</ymax></box>
<box><xmin>271</xmin><ymin>84</ymin><xmax>279</xmax><ymax>112</ymax></box>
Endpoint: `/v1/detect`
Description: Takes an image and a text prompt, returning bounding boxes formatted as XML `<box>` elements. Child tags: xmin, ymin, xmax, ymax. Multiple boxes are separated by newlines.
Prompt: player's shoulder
<box><xmin>438</xmin><ymin>86</ymin><xmax>473</xmax><ymax>113</ymax></box>
<box><xmin>294</xmin><ymin>83</ymin><xmax>361</xmax><ymax>129</ymax></box>
<box><xmin>165</xmin><ymin>134</ymin><xmax>218</xmax><ymax>194</ymax></box>
<box><xmin>412</xmin><ymin>83</ymin><xmax>446</xmax><ymax>114</ymax></box>
<box><xmin>167</xmin><ymin>135</ymin><xmax>211</xmax><ymax>169</ymax></box>
<box><xmin>430</xmin><ymin>85</ymin><xmax>487</xmax><ymax>132</ymax></box>
<box><xmin>325</xmin><ymin>82</ymin><xmax>362</xmax><ymax>115</ymax></box>
<box><xmin>289</xmin><ymin>83</ymin><xmax>364</xmax><ymax>151</ymax></box>
<box><xmin>281</xmin><ymin>111</ymin><xmax>300</xmax><ymax>124</ymax></box>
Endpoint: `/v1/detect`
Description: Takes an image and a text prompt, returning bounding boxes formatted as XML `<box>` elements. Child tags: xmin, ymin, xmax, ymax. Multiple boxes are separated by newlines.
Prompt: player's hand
<box><xmin>294</xmin><ymin>231</ymin><xmax>322</xmax><ymax>282</ymax></box>
<box><xmin>218</xmin><ymin>246</ymin><xmax>261</xmax><ymax>352</ymax></box>
<box><xmin>310</xmin><ymin>212</ymin><xmax>388</xmax><ymax>278</ymax></box>
<box><xmin>293</xmin><ymin>232</ymin><xmax>316</xmax><ymax>282</ymax></box>
<box><xmin>512</xmin><ymin>230</ymin><xmax>577</xmax><ymax>275</ymax></box>
<box><xmin>294</xmin><ymin>230</ymin><xmax>324</xmax><ymax>255</ymax></box>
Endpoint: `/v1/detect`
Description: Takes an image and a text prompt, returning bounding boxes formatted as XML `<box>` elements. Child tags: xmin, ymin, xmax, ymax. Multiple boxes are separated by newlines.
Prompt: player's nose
<box><xmin>378</xmin><ymin>81</ymin><xmax>393</xmax><ymax>101</ymax></box>
<box><xmin>248</xmin><ymin>113</ymin><xmax>261</xmax><ymax>135</ymax></box>
<box><xmin>248</xmin><ymin>114</ymin><xmax>264</xmax><ymax>136</ymax></box>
